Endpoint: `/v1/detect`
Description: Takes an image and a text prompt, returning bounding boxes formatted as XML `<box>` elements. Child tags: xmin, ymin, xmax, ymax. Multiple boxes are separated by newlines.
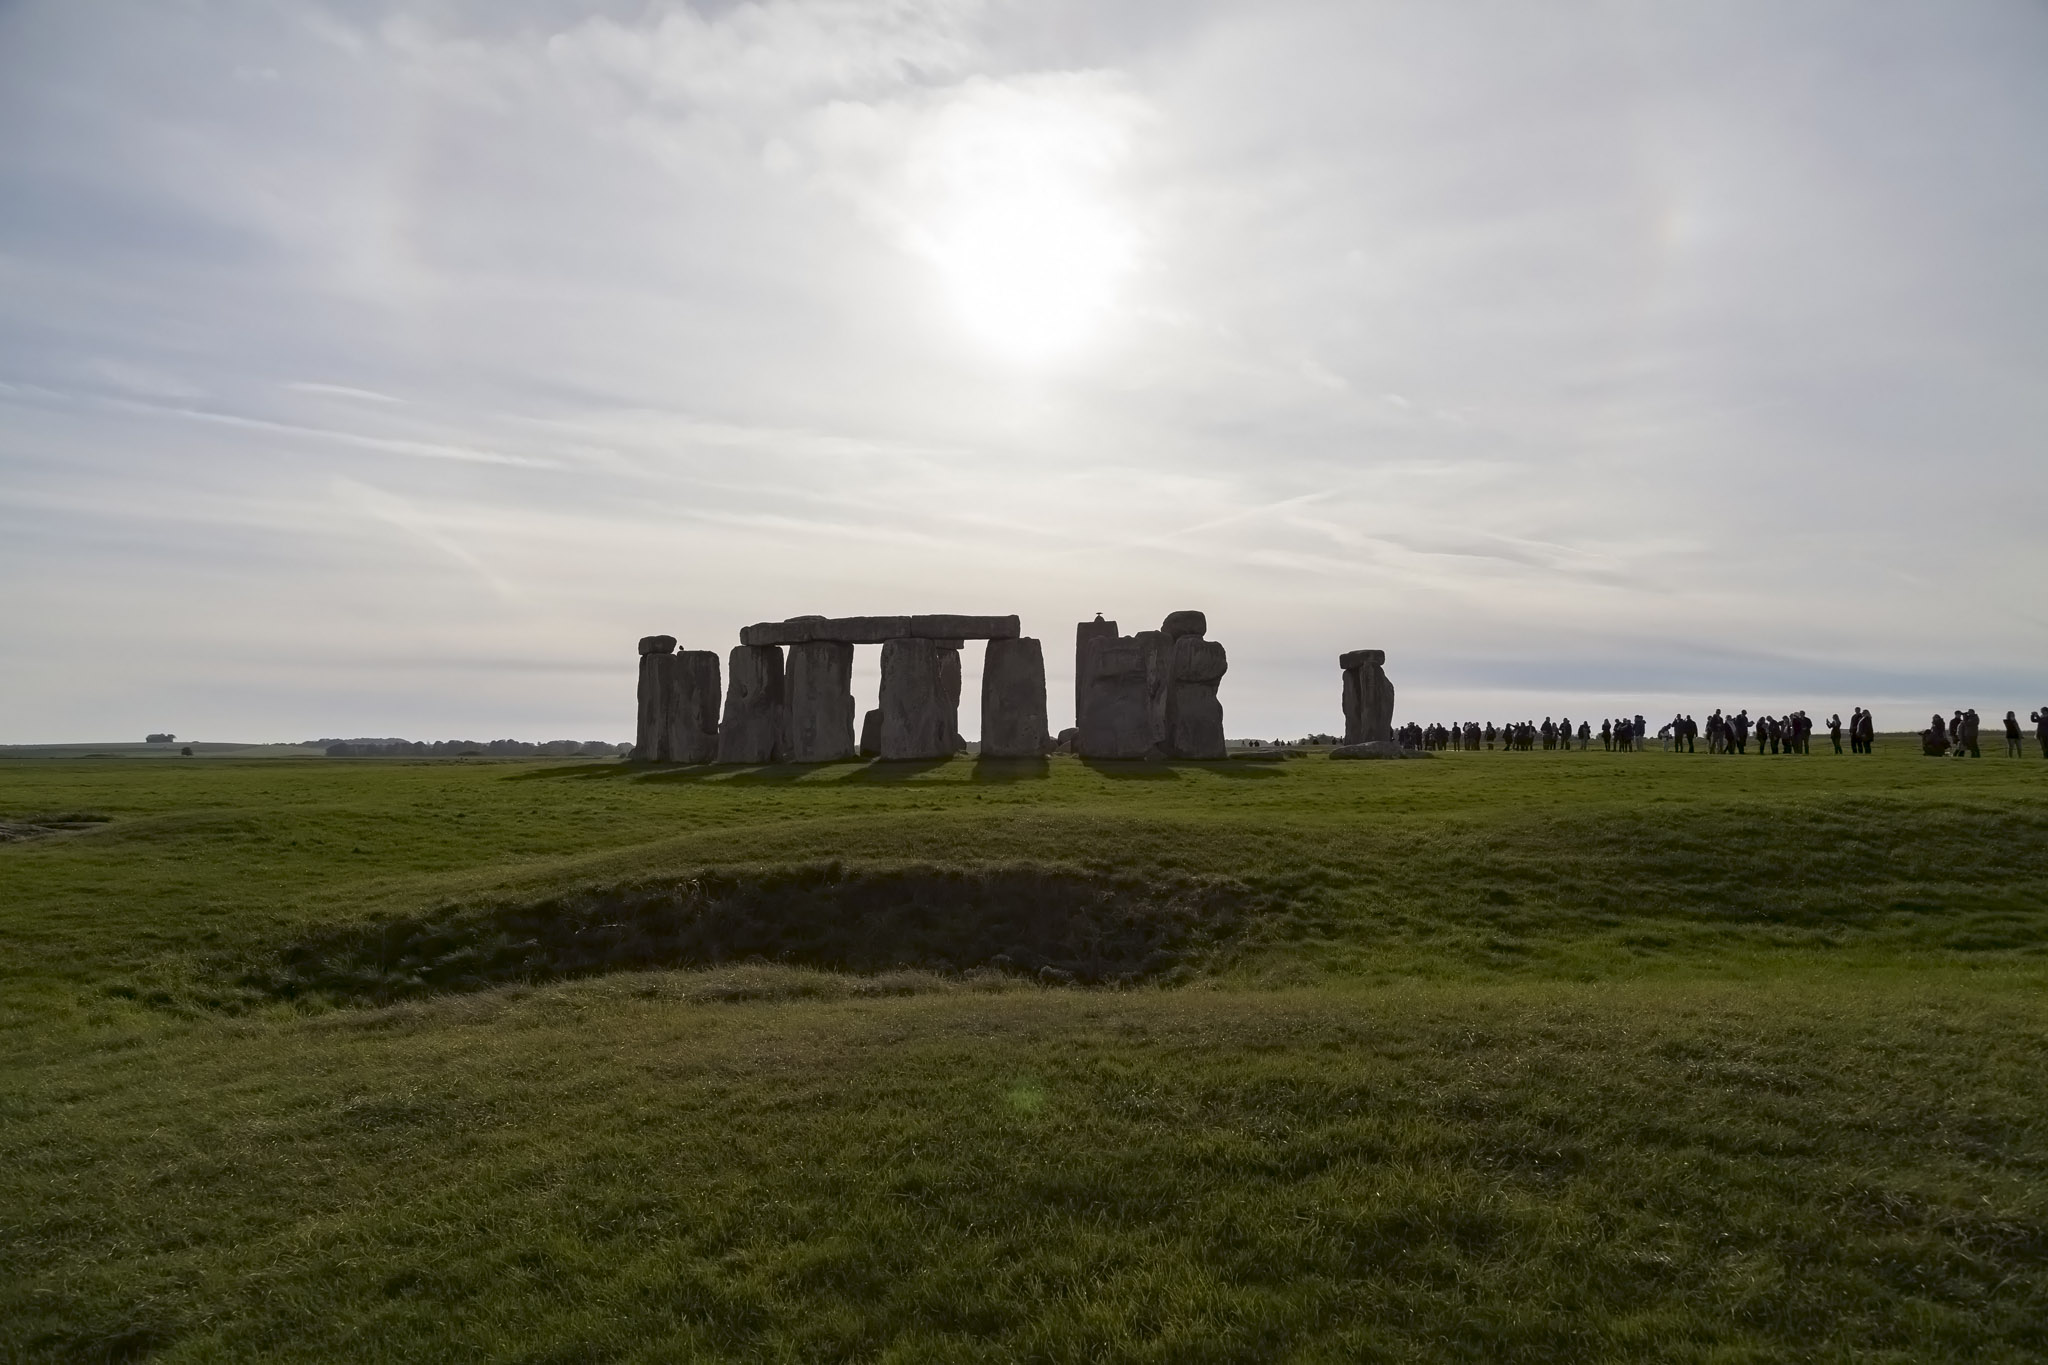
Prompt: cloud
<box><xmin>0</xmin><ymin>0</ymin><xmax>2044</xmax><ymax>742</ymax></box>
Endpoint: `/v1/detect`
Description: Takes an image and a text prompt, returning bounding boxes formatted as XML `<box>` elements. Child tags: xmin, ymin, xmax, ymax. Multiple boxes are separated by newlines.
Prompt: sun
<box><xmin>902</xmin><ymin>80</ymin><xmax>1142</xmax><ymax>364</ymax></box>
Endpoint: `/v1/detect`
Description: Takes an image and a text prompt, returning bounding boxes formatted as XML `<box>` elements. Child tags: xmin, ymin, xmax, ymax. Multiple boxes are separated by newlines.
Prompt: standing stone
<box><xmin>859</xmin><ymin>708</ymin><xmax>882</xmax><ymax>759</ymax></box>
<box><xmin>1339</xmin><ymin>649</ymin><xmax>1394</xmax><ymax>744</ymax></box>
<box><xmin>1166</xmin><ymin>636</ymin><xmax>1228</xmax><ymax>759</ymax></box>
<box><xmin>1161</xmin><ymin>610</ymin><xmax>1207</xmax><ymax>640</ymax></box>
<box><xmin>1077</xmin><ymin>635</ymin><xmax>1153</xmax><ymax>758</ymax></box>
<box><xmin>879</xmin><ymin>638</ymin><xmax>951</xmax><ymax>760</ymax></box>
<box><xmin>717</xmin><ymin>644</ymin><xmax>786</xmax><ymax>764</ymax></box>
<box><xmin>938</xmin><ymin>645</ymin><xmax>965</xmax><ymax>751</ymax></box>
<box><xmin>1075</xmin><ymin>615</ymin><xmax>1119</xmax><ymax>732</ymax></box>
<box><xmin>634</xmin><ymin>638</ymin><xmax>676</xmax><ymax>761</ymax></box>
<box><xmin>784</xmin><ymin>640</ymin><xmax>856</xmax><ymax>763</ymax></box>
<box><xmin>1136</xmin><ymin>629</ymin><xmax>1173</xmax><ymax>752</ymax></box>
<box><xmin>981</xmin><ymin>637</ymin><xmax>1049</xmax><ymax>757</ymax></box>
<box><xmin>673</xmin><ymin>650</ymin><xmax>722</xmax><ymax>763</ymax></box>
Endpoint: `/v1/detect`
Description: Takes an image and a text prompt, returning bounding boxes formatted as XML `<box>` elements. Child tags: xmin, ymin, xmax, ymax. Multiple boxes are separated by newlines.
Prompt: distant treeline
<box><xmin>318</xmin><ymin>738</ymin><xmax>627</xmax><ymax>758</ymax></box>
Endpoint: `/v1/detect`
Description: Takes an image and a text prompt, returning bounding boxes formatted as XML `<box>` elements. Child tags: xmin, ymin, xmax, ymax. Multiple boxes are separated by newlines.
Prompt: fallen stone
<box><xmin>716</xmin><ymin>645</ymin><xmax>786</xmax><ymax>763</ymax></box>
<box><xmin>784</xmin><ymin>640</ymin><xmax>856</xmax><ymax>763</ymax></box>
<box><xmin>980</xmin><ymin>637</ymin><xmax>1049</xmax><ymax>758</ymax></box>
<box><xmin>638</xmin><ymin>635</ymin><xmax>677</xmax><ymax>656</ymax></box>
<box><xmin>1161</xmin><ymin>610</ymin><xmax>1207</xmax><ymax>640</ymax></box>
<box><xmin>879</xmin><ymin>638</ymin><xmax>951</xmax><ymax>760</ymax></box>
<box><xmin>1330</xmin><ymin>741</ymin><xmax>1431</xmax><ymax>760</ymax></box>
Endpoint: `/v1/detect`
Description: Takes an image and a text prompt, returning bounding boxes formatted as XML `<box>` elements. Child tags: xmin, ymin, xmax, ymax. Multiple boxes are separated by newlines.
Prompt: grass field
<box><xmin>4</xmin><ymin>743</ymin><xmax>2046</xmax><ymax>1360</ymax></box>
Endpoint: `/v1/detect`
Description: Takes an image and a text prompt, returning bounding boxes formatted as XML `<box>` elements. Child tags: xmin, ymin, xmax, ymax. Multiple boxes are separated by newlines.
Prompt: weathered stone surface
<box><xmin>740</xmin><ymin>614</ymin><xmax>1019</xmax><ymax>647</ymax></box>
<box><xmin>1358</xmin><ymin>661</ymin><xmax>1394</xmax><ymax>744</ymax></box>
<box><xmin>784</xmin><ymin>640</ymin><xmax>855</xmax><ymax>763</ymax></box>
<box><xmin>1330</xmin><ymin>740</ymin><xmax>1431</xmax><ymax>760</ymax></box>
<box><xmin>672</xmin><ymin>650</ymin><xmax>721</xmax><ymax>763</ymax></box>
<box><xmin>1136</xmin><ymin>629</ymin><xmax>1173</xmax><ymax>749</ymax></box>
<box><xmin>634</xmin><ymin>652</ymin><xmax>672</xmax><ymax>761</ymax></box>
<box><xmin>638</xmin><ymin>635</ymin><xmax>677</xmax><ymax>656</ymax></box>
<box><xmin>981</xmin><ymin>637</ymin><xmax>1048</xmax><ymax>757</ymax></box>
<box><xmin>938</xmin><ymin>645</ymin><xmax>965</xmax><ymax>751</ymax></box>
<box><xmin>1077</xmin><ymin>635</ymin><xmax>1153</xmax><ymax>758</ymax></box>
<box><xmin>1161</xmin><ymin>610</ymin><xmax>1207</xmax><ymax>640</ymax></box>
<box><xmin>1054</xmin><ymin>727</ymin><xmax>1079</xmax><ymax>754</ymax></box>
<box><xmin>1166</xmin><ymin>636</ymin><xmax>1228</xmax><ymax>759</ymax></box>
<box><xmin>716</xmin><ymin>645</ymin><xmax>785</xmax><ymax>764</ymax></box>
<box><xmin>879</xmin><ymin>638</ymin><xmax>951</xmax><ymax>760</ymax></box>
<box><xmin>634</xmin><ymin>649</ymin><xmax>720</xmax><ymax>763</ymax></box>
<box><xmin>859</xmin><ymin>708</ymin><xmax>882</xmax><ymax>758</ymax></box>
<box><xmin>1341</xmin><ymin>650</ymin><xmax>1395</xmax><ymax>745</ymax></box>
<box><xmin>1074</xmin><ymin>616</ymin><xmax>1119</xmax><ymax>730</ymax></box>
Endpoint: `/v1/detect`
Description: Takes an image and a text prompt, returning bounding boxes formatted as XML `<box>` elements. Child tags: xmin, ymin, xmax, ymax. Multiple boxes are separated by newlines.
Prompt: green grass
<box><xmin>4</xmin><ymin>744</ymin><xmax>2046</xmax><ymax>1360</ymax></box>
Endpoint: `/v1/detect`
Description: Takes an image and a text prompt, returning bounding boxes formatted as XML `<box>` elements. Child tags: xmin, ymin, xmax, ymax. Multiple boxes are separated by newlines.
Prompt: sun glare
<box><xmin>903</xmin><ymin>82</ymin><xmax>1141</xmax><ymax>364</ymax></box>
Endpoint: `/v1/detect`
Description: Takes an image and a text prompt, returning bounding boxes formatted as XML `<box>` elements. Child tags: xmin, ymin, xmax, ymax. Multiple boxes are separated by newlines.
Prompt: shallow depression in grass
<box><xmin>252</xmin><ymin>863</ymin><xmax>1262</xmax><ymax>1005</ymax></box>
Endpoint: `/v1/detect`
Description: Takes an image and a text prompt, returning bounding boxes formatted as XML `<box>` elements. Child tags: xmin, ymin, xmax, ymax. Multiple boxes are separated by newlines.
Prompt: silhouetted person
<box><xmin>1733</xmin><ymin>710</ymin><xmax>1750</xmax><ymax>754</ymax></box>
<box><xmin>2006</xmin><ymin>711</ymin><xmax>2023</xmax><ymax>758</ymax></box>
<box><xmin>1962</xmin><ymin>708</ymin><xmax>1981</xmax><ymax>758</ymax></box>
<box><xmin>2033</xmin><ymin>708</ymin><xmax>2048</xmax><ymax>758</ymax></box>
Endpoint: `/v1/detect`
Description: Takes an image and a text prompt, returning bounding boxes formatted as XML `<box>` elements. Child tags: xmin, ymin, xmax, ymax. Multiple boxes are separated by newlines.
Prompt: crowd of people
<box><xmin>1921</xmin><ymin>709</ymin><xmax>2048</xmax><ymax>759</ymax></box>
<box><xmin>1392</xmin><ymin>707</ymin><xmax>2048</xmax><ymax>758</ymax></box>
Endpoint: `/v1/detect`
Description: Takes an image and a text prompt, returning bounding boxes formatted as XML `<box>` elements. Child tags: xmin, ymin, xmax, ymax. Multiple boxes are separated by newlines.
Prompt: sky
<box><xmin>1</xmin><ymin>0</ymin><xmax>2044</xmax><ymax>744</ymax></box>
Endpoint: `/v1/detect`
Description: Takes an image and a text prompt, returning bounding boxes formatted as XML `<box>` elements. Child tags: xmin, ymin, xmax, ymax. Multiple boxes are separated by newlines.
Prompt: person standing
<box><xmin>2005</xmin><ymin>711</ymin><xmax>2023</xmax><ymax>758</ymax></box>
<box><xmin>2033</xmin><ymin>708</ymin><xmax>2048</xmax><ymax>758</ymax></box>
<box><xmin>1962</xmin><ymin>708</ymin><xmax>1981</xmax><ymax>759</ymax></box>
<box><xmin>1828</xmin><ymin>713</ymin><xmax>1843</xmax><ymax>754</ymax></box>
<box><xmin>1856</xmin><ymin>707</ymin><xmax>1875</xmax><ymax>754</ymax></box>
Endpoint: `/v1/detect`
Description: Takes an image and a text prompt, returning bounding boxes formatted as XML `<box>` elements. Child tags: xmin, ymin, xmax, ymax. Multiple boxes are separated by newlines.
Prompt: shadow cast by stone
<box><xmin>505</xmin><ymin>762</ymin><xmax>651</xmax><ymax>783</ymax></box>
<box><xmin>1080</xmin><ymin>759</ymin><xmax>1182</xmax><ymax>781</ymax></box>
<box><xmin>970</xmin><ymin>757</ymin><xmax>1051</xmax><ymax>783</ymax></box>
<box><xmin>842</xmin><ymin>758</ymin><xmax>955</xmax><ymax>783</ymax></box>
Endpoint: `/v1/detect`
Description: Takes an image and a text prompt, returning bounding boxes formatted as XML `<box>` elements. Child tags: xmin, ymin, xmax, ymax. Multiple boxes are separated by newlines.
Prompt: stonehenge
<box><xmin>634</xmin><ymin>609</ymin><xmax>1224</xmax><ymax>766</ymax></box>
<box><xmin>1075</xmin><ymin>611</ymin><xmax>1228</xmax><ymax>759</ymax></box>
<box><xmin>633</xmin><ymin>636</ymin><xmax>720</xmax><ymax>763</ymax></box>
<box><xmin>639</xmin><ymin>614</ymin><xmax>1043</xmax><ymax>765</ymax></box>
<box><xmin>1340</xmin><ymin>649</ymin><xmax>1395</xmax><ymax>745</ymax></box>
